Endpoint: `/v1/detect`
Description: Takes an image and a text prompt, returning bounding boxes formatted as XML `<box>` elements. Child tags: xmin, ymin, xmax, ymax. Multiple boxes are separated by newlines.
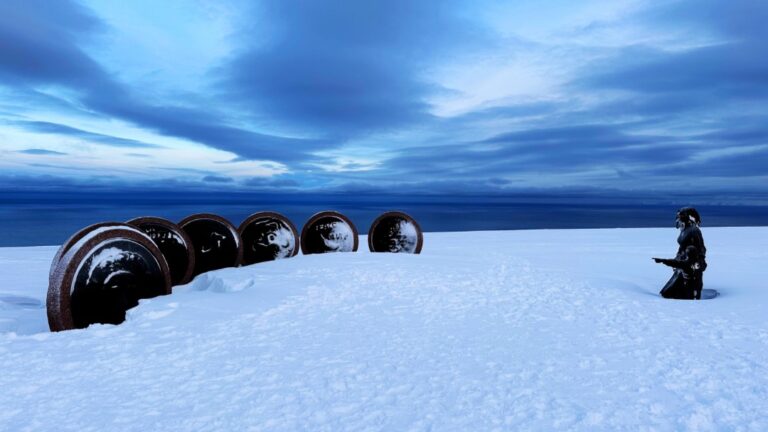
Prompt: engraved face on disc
<box><xmin>239</xmin><ymin>212</ymin><xmax>299</xmax><ymax>265</ymax></box>
<box><xmin>179</xmin><ymin>214</ymin><xmax>242</xmax><ymax>276</ymax></box>
<box><xmin>47</xmin><ymin>226</ymin><xmax>171</xmax><ymax>331</ymax></box>
<box><xmin>368</xmin><ymin>212</ymin><xmax>423</xmax><ymax>254</ymax></box>
<box><xmin>301</xmin><ymin>211</ymin><xmax>358</xmax><ymax>255</ymax></box>
<box><xmin>127</xmin><ymin>217</ymin><xmax>195</xmax><ymax>285</ymax></box>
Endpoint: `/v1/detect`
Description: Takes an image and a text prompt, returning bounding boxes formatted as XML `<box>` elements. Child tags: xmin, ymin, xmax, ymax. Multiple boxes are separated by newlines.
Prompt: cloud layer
<box><xmin>0</xmin><ymin>0</ymin><xmax>766</xmax><ymax>202</ymax></box>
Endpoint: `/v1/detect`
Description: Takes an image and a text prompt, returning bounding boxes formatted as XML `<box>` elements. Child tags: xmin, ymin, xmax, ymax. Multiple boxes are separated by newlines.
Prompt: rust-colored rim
<box><xmin>300</xmin><ymin>210</ymin><xmax>359</xmax><ymax>254</ymax></box>
<box><xmin>178</xmin><ymin>213</ymin><xmax>243</xmax><ymax>267</ymax></box>
<box><xmin>127</xmin><ymin>216</ymin><xmax>196</xmax><ymax>285</ymax></box>
<box><xmin>238</xmin><ymin>211</ymin><xmax>300</xmax><ymax>261</ymax></box>
<box><xmin>49</xmin><ymin>222</ymin><xmax>129</xmax><ymax>289</ymax></box>
<box><xmin>47</xmin><ymin>226</ymin><xmax>172</xmax><ymax>332</ymax></box>
<box><xmin>367</xmin><ymin>211</ymin><xmax>424</xmax><ymax>254</ymax></box>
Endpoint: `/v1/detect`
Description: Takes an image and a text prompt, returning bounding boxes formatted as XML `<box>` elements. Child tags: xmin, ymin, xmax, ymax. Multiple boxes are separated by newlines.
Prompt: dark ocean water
<box><xmin>1</xmin><ymin>191</ymin><xmax>767</xmax><ymax>247</ymax></box>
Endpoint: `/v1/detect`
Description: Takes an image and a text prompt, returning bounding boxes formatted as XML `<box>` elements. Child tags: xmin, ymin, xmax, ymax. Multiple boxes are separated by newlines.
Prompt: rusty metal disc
<box><xmin>127</xmin><ymin>216</ymin><xmax>195</xmax><ymax>286</ymax></box>
<box><xmin>47</xmin><ymin>226</ymin><xmax>172</xmax><ymax>331</ymax></box>
<box><xmin>368</xmin><ymin>211</ymin><xmax>423</xmax><ymax>254</ymax></box>
<box><xmin>238</xmin><ymin>211</ymin><xmax>299</xmax><ymax>265</ymax></box>
<box><xmin>179</xmin><ymin>213</ymin><xmax>243</xmax><ymax>277</ymax></box>
<box><xmin>300</xmin><ymin>211</ymin><xmax>359</xmax><ymax>255</ymax></box>
<box><xmin>49</xmin><ymin>222</ymin><xmax>129</xmax><ymax>288</ymax></box>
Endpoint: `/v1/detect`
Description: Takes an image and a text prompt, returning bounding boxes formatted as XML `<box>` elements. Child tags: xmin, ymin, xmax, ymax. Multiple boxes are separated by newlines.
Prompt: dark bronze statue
<box><xmin>653</xmin><ymin>207</ymin><xmax>707</xmax><ymax>300</ymax></box>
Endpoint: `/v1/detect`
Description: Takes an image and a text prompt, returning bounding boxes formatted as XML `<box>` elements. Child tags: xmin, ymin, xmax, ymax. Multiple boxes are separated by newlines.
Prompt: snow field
<box><xmin>0</xmin><ymin>227</ymin><xmax>767</xmax><ymax>431</ymax></box>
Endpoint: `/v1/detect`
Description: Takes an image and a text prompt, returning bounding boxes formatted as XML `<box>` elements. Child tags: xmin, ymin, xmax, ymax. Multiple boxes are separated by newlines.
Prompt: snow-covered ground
<box><xmin>1</xmin><ymin>227</ymin><xmax>767</xmax><ymax>431</ymax></box>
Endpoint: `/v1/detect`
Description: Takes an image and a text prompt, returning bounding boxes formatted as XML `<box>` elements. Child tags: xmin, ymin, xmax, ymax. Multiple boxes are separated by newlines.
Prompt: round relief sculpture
<box><xmin>368</xmin><ymin>211</ymin><xmax>423</xmax><ymax>254</ymax></box>
<box><xmin>127</xmin><ymin>216</ymin><xmax>195</xmax><ymax>285</ymax></box>
<box><xmin>238</xmin><ymin>212</ymin><xmax>299</xmax><ymax>265</ymax></box>
<box><xmin>179</xmin><ymin>213</ymin><xmax>242</xmax><ymax>277</ymax></box>
<box><xmin>300</xmin><ymin>211</ymin><xmax>359</xmax><ymax>255</ymax></box>
<box><xmin>47</xmin><ymin>226</ymin><xmax>171</xmax><ymax>331</ymax></box>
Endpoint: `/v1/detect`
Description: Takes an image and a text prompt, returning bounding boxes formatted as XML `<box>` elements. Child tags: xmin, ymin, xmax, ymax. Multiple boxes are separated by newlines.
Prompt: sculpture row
<box><xmin>47</xmin><ymin>210</ymin><xmax>423</xmax><ymax>332</ymax></box>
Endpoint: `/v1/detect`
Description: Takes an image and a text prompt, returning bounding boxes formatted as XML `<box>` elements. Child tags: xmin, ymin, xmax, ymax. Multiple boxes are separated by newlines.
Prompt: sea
<box><xmin>2</xmin><ymin>191</ymin><xmax>767</xmax><ymax>247</ymax></box>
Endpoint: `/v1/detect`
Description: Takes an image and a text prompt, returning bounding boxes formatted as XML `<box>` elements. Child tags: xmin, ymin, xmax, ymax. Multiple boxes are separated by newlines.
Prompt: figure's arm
<box><xmin>653</xmin><ymin>257</ymin><xmax>686</xmax><ymax>269</ymax></box>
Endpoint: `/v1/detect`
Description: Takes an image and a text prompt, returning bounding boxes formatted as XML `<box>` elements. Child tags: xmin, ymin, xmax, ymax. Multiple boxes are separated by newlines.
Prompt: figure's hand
<box><xmin>652</xmin><ymin>258</ymin><xmax>663</xmax><ymax>263</ymax></box>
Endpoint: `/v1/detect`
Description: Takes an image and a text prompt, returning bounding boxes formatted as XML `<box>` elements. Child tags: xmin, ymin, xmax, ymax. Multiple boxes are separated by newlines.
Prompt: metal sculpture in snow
<box><xmin>301</xmin><ymin>211</ymin><xmax>358</xmax><ymax>254</ymax></box>
<box><xmin>179</xmin><ymin>213</ymin><xmax>243</xmax><ymax>277</ymax></box>
<box><xmin>47</xmin><ymin>225</ymin><xmax>171</xmax><ymax>331</ymax></box>
<box><xmin>127</xmin><ymin>216</ymin><xmax>195</xmax><ymax>286</ymax></box>
<box><xmin>238</xmin><ymin>212</ymin><xmax>299</xmax><ymax>265</ymax></box>
<box><xmin>49</xmin><ymin>221</ymin><xmax>126</xmax><ymax>288</ymax></box>
<box><xmin>368</xmin><ymin>211</ymin><xmax>423</xmax><ymax>254</ymax></box>
<box><xmin>653</xmin><ymin>207</ymin><xmax>710</xmax><ymax>300</ymax></box>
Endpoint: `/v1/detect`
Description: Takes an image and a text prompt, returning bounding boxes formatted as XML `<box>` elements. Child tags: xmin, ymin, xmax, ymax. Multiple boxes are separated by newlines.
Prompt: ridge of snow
<box><xmin>0</xmin><ymin>227</ymin><xmax>766</xmax><ymax>431</ymax></box>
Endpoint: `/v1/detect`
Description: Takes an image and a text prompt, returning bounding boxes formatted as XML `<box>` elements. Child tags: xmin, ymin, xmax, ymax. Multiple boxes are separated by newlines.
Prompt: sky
<box><xmin>0</xmin><ymin>0</ymin><xmax>766</xmax><ymax>200</ymax></box>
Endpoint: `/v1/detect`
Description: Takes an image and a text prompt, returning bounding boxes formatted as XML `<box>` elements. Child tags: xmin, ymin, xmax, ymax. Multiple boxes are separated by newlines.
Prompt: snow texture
<box><xmin>1</xmin><ymin>228</ymin><xmax>767</xmax><ymax>431</ymax></box>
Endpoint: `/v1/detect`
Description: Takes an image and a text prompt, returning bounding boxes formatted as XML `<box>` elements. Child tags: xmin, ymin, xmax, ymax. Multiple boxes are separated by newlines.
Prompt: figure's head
<box><xmin>676</xmin><ymin>207</ymin><xmax>701</xmax><ymax>228</ymax></box>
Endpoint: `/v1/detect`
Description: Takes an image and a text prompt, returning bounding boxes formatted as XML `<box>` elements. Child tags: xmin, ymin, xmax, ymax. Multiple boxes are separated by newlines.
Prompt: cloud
<box><xmin>1</xmin><ymin>0</ymin><xmax>767</xmax><ymax>201</ymax></box>
<box><xmin>202</xmin><ymin>175</ymin><xmax>234</xmax><ymax>183</ymax></box>
<box><xmin>11</xmin><ymin>120</ymin><xmax>159</xmax><ymax>148</ymax></box>
<box><xmin>581</xmin><ymin>43</ymin><xmax>768</xmax><ymax>100</ymax></box>
<box><xmin>0</xmin><ymin>0</ymin><xmax>106</xmax><ymax>87</ymax></box>
<box><xmin>381</xmin><ymin>124</ymin><xmax>695</xmax><ymax>182</ymax></box>
<box><xmin>574</xmin><ymin>0</ymin><xmax>768</xmax><ymax>120</ymax></box>
<box><xmin>221</xmin><ymin>0</ymin><xmax>486</xmax><ymax>136</ymax></box>
<box><xmin>644</xmin><ymin>147</ymin><xmax>768</xmax><ymax>178</ymax></box>
<box><xmin>0</xmin><ymin>0</ymin><xmax>333</xmax><ymax>163</ymax></box>
<box><xmin>17</xmin><ymin>148</ymin><xmax>68</xmax><ymax>156</ymax></box>
<box><xmin>242</xmin><ymin>177</ymin><xmax>300</xmax><ymax>189</ymax></box>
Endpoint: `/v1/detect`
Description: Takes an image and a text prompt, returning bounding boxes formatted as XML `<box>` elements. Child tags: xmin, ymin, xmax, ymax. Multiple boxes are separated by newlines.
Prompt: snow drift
<box><xmin>1</xmin><ymin>227</ymin><xmax>767</xmax><ymax>431</ymax></box>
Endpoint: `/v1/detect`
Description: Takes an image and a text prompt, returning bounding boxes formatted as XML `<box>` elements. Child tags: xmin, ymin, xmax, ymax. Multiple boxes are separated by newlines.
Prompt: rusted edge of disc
<box><xmin>127</xmin><ymin>216</ymin><xmax>196</xmax><ymax>286</ymax></box>
<box><xmin>47</xmin><ymin>226</ymin><xmax>172</xmax><ymax>332</ymax></box>
<box><xmin>300</xmin><ymin>210</ymin><xmax>359</xmax><ymax>255</ymax></box>
<box><xmin>49</xmin><ymin>222</ymin><xmax>130</xmax><ymax>289</ymax></box>
<box><xmin>178</xmin><ymin>213</ymin><xmax>243</xmax><ymax>267</ymax></box>
<box><xmin>237</xmin><ymin>211</ymin><xmax>300</xmax><ymax>260</ymax></box>
<box><xmin>367</xmin><ymin>211</ymin><xmax>424</xmax><ymax>254</ymax></box>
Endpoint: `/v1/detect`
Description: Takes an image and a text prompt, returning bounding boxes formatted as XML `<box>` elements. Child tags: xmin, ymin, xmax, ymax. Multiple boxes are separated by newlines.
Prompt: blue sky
<box><xmin>0</xmin><ymin>0</ymin><xmax>766</xmax><ymax>199</ymax></box>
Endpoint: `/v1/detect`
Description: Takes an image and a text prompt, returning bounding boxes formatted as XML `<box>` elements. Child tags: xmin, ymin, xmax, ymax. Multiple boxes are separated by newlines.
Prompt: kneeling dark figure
<box><xmin>654</xmin><ymin>245</ymin><xmax>703</xmax><ymax>300</ymax></box>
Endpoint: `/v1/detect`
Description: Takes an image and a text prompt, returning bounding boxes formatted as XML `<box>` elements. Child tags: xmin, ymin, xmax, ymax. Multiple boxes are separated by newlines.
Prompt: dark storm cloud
<box><xmin>223</xmin><ymin>0</ymin><xmax>484</xmax><ymax>135</ymax></box>
<box><xmin>17</xmin><ymin>148</ymin><xmax>67</xmax><ymax>156</ymax></box>
<box><xmin>0</xmin><ymin>0</ymin><xmax>331</xmax><ymax>163</ymax></box>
